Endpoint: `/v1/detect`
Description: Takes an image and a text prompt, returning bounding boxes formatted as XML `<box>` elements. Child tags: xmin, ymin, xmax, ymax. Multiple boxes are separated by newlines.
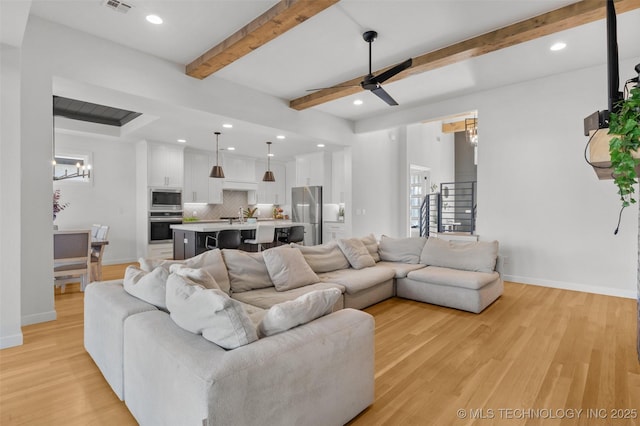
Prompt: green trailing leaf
<box><xmin>609</xmin><ymin>86</ymin><xmax>640</xmax><ymax>207</ymax></box>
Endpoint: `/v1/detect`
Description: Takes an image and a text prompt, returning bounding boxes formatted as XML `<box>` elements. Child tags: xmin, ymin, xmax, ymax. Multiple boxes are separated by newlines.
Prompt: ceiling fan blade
<box><xmin>371</xmin><ymin>86</ymin><xmax>398</xmax><ymax>106</ymax></box>
<box><xmin>374</xmin><ymin>58</ymin><xmax>412</xmax><ymax>84</ymax></box>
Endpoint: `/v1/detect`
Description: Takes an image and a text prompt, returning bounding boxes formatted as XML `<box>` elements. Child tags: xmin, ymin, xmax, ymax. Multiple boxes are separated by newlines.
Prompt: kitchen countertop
<box><xmin>172</xmin><ymin>220</ymin><xmax>299</xmax><ymax>233</ymax></box>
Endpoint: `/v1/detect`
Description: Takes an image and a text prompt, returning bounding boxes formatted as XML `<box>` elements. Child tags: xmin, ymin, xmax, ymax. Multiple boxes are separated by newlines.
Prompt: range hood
<box><xmin>222</xmin><ymin>180</ymin><xmax>258</xmax><ymax>191</ymax></box>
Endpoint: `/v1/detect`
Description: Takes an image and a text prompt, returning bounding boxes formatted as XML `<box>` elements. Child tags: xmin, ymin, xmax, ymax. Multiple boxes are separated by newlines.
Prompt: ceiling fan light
<box><xmin>262</xmin><ymin>170</ymin><xmax>275</xmax><ymax>182</ymax></box>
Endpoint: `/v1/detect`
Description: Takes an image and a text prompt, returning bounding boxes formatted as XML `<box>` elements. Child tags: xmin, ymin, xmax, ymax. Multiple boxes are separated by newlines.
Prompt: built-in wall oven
<box><xmin>149</xmin><ymin>211</ymin><xmax>183</xmax><ymax>243</ymax></box>
<box><xmin>150</xmin><ymin>188</ymin><xmax>182</xmax><ymax>211</ymax></box>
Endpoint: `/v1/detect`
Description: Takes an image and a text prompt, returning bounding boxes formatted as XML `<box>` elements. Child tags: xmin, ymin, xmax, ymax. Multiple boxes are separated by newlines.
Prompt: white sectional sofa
<box><xmin>84</xmin><ymin>234</ymin><xmax>502</xmax><ymax>425</ymax></box>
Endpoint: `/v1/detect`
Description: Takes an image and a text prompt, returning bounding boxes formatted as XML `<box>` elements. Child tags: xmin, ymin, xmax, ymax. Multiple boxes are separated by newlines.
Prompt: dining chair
<box><xmin>54</xmin><ymin>230</ymin><xmax>91</xmax><ymax>292</ymax></box>
<box><xmin>91</xmin><ymin>225</ymin><xmax>110</xmax><ymax>281</ymax></box>
<box><xmin>244</xmin><ymin>223</ymin><xmax>275</xmax><ymax>252</ymax></box>
<box><xmin>205</xmin><ymin>230</ymin><xmax>241</xmax><ymax>250</ymax></box>
<box><xmin>91</xmin><ymin>224</ymin><xmax>101</xmax><ymax>238</ymax></box>
<box><xmin>277</xmin><ymin>225</ymin><xmax>305</xmax><ymax>245</ymax></box>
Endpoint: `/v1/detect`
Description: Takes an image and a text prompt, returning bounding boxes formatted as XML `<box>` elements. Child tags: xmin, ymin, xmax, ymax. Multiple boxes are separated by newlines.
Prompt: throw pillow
<box><xmin>123</xmin><ymin>265</ymin><xmax>169</xmax><ymax>310</ymax></box>
<box><xmin>221</xmin><ymin>249</ymin><xmax>273</xmax><ymax>293</ymax></box>
<box><xmin>165</xmin><ymin>273</ymin><xmax>258</xmax><ymax>350</ymax></box>
<box><xmin>258</xmin><ymin>288</ymin><xmax>342</xmax><ymax>337</ymax></box>
<box><xmin>291</xmin><ymin>241</ymin><xmax>350</xmax><ymax>273</ymax></box>
<box><xmin>138</xmin><ymin>249</ymin><xmax>231</xmax><ymax>294</ymax></box>
<box><xmin>337</xmin><ymin>238</ymin><xmax>376</xmax><ymax>270</ymax></box>
<box><xmin>420</xmin><ymin>237</ymin><xmax>499</xmax><ymax>273</ymax></box>
<box><xmin>360</xmin><ymin>234</ymin><xmax>380</xmax><ymax>262</ymax></box>
<box><xmin>262</xmin><ymin>246</ymin><xmax>320</xmax><ymax>291</ymax></box>
<box><xmin>169</xmin><ymin>264</ymin><xmax>220</xmax><ymax>290</ymax></box>
<box><xmin>378</xmin><ymin>235</ymin><xmax>427</xmax><ymax>264</ymax></box>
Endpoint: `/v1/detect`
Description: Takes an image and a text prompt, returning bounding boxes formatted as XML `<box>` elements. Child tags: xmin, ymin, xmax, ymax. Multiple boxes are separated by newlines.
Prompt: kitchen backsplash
<box><xmin>184</xmin><ymin>190</ymin><xmax>283</xmax><ymax>220</ymax></box>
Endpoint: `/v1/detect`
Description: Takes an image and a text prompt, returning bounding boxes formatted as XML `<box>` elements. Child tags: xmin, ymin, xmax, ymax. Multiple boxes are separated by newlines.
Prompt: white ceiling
<box><xmin>20</xmin><ymin>1</ymin><xmax>640</xmax><ymax>157</ymax></box>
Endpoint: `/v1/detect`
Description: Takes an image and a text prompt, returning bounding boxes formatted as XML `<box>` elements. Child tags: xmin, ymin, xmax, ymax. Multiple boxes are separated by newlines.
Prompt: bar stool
<box><xmin>277</xmin><ymin>225</ymin><xmax>305</xmax><ymax>245</ymax></box>
<box><xmin>244</xmin><ymin>223</ymin><xmax>275</xmax><ymax>252</ymax></box>
<box><xmin>205</xmin><ymin>230</ymin><xmax>242</xmax><ymax>250</ymax></box>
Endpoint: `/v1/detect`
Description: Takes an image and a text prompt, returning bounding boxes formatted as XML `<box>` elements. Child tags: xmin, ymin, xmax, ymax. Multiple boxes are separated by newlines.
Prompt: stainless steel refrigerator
<box><xmin>291</xmin><ymin>186</ymin><xmax>322</xmax><ymax>245</ymax></box>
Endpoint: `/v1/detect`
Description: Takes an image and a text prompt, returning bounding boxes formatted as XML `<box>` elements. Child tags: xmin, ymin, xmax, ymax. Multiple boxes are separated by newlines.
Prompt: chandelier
<box><xmin>465</xmin><ymin>117</ymin><xmax>478</xmax><ymax>146</ymax></box>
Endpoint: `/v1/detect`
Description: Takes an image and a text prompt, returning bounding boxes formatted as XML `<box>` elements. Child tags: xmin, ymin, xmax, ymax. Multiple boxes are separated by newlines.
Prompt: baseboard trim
<box><xmin>504</xmin><ymin>274</ymin><xmax>636</xmax><ymax>299</ymax></box>
<box><xmin>0</xmin><ymin>333</ymin><xmax>24</xmax><ymax>349</ymax></box>
<box><xmin>21</xmin><ymin>310</ymin><xmax>57</xmax><ymax>326</ymax></box>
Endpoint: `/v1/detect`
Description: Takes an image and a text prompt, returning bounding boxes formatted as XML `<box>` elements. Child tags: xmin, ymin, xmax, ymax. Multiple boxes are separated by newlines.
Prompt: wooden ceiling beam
<box><xmin>186</xmin><ymin>0</ymin><xmax>339</xmax><ymax>80</ymax></box>
<box><xmin>289</xmin><ymin>0</ymin><xmax>640</xmax><ymax>111</ymax></box>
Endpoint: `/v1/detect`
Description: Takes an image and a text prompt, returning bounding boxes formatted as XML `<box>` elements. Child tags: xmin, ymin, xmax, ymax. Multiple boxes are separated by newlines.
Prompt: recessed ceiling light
<box><xmin>317</xmin><ymin>144</ymin><xmax>325</xmax><ymax>148</ymax></box>
<box><xmin>353</xmin><ymin>99</ymin><xmax>363</xmax><ymax>106</ymax></box>
<box><xmin>268</xmin><ymin>153</ymin><xmax>274</xmax><ymax>157</ymax></box>
<box><xmin>550</xmin><ymin>42</ymin><xmax>566</xmax><ymax>51</ymax></box>
<box><xmin>146</xmin><ymin>14</ymin><xmax>163</xmax><ymax>25</ymax></box>
<box><xmin>177</xmin><ymin>139</ymin><xmax>186</xmax><ymax>143</ymax></box>
<box><xmin>227</xmin><ymin>147</ymin><xmax>235</xmax><ymax>151</ymax></box>
<box><xmin>223</xmin><ymin>123</ymin><xmax>233</xmax><ymax>128</ymax></box>
<box><xmin>276</xmin><ymin>135</ymin><xmax>286</xmax><ymax>139</ymax></box>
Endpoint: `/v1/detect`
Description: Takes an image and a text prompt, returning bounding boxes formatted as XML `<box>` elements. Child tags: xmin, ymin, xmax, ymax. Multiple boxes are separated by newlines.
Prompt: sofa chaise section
<box><xmin>123</xmin><ymin>308</ymin><xmax>375</xmax><ymax>426</ymax></box>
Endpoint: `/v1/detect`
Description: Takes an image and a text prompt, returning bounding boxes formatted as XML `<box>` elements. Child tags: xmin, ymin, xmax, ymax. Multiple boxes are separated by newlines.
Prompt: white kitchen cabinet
<box><xmin>255</xmin><ymin>160</ymin><xmax>286</xmax><ymax>204</ymax></box>
<box><xmin>324</xmin><ymin>222</ymin><xmax>347</xmax><ymax>242</ymax></box>
<box><xmin>183</xmin><ymin>150</ymin><xmax>209</xmax><ymax>203</ymax></box>
<box><xmin>208</xmin><ymin>172</ymin><xmax>224</xmax><ymax>204</ymax></box>
<box><xmin>148</xmin><ymin>142</ymin><xmax>184</xmax><ymax>187</ymax></box>
<box><xmin>331</xmin><ymin>151</ymin><xmax>345</xmax><ymax>203</ymax></box>
<box><xmin>221</xmin><ymin>153</ymin><xmax>256</xmax><ymax>182</ymax></box>
<box><xmin>295</xmin><ymin>152</ymin><xmax>325</xmax><ymax>187</ymax></box>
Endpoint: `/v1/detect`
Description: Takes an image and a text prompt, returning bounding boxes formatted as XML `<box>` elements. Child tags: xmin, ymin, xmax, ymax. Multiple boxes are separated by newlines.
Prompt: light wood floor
<box><xmin>1</xmin><ymin>264</ymin><xmax>638</xmax><ymax>425</ymax></box>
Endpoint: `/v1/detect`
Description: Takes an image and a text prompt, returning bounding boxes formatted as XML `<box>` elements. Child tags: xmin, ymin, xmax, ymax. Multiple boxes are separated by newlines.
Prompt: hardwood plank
<box><xmin>1</xmin><ymin>265</ymin><xmax>638</xmax><ymax>425</ymax></box>
<box><xmin>186</xmin><ymin>0</ymin><xmax>339</xmax><ymax>79</ymax></box>
<box><xmin>290</xmin><ymin>0</ymin><xmax>640</xmax><ymax>110</ymax></box>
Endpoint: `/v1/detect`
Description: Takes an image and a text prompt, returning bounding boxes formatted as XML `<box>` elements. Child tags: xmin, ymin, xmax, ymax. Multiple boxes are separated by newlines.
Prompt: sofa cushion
<box><xmin>258</xmin><ymin>288</ymin><xmax>342</xmax><ymax>337</ymax></box>
<box><xmin>406</xmin><ymin>266</ymin><xmax>500</xmax><ymax>290</ymax></box>
<box><xmin>420</xmin><ymin>237</ymin><xmax>498</xmax><ymax>273</ymax></box>
<box><xmin>123</xmin><ymin>265</ymin><xmax>169</xmax><ymax>310</ymax></box>
<box><xmin>231</xmin><ymin>282</ymin><xmax>345</xmax><ymax>310</ymax></box>
<box><xmin>291</xmin><ymin>241</ymin><xmax>350</xmax><ymax>273</ymax></box>
<box><xmin>165</xmin><ymin>273</ymin><xmax>258</xmax><ymax>350</ymax></box>
<box><xmin>378</xmin><ymin>235</ymin><xmax>427</xmax><ymax>264</ymax></box>
<box><xmin>317</xmin><ymin>265</ymin><xmax>395</xmax><ymax>294</ymax></box>
<box><xmin>375</xmin><ymin>261</ymin><xmax>426</xmax><ymax>278</ymax></box>
<box><xmin>222</xmin><ymin>249</ymin><xmax>273</xmax><ymax>293</ymax></box>
<box><xmin>262</xmin><ymin>246</ymin><xmax>320</xmax><ymax>291</ymax></box>
<box><xmin>360</xmin><ymin>234</ymin><xmax>380</xmax><ymax>262</ymax></box>
<box><xmin>138</xmin><ymin>249</ymin><xmax>231</xmax><ymax>294</ymax></box>
<box><xmin>337</xmin><ymin>238</ymin><xmax>376</xmax><ymax>270</ymax></box>
<box><xmin>169</xmin><ymin>265</ymin><xmax>220</xmax><ymax>290</ymax></box>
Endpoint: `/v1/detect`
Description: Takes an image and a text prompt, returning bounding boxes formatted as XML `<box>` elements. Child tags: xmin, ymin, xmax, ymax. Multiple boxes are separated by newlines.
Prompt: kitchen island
<box><xmin>170</xmin><ymin>221</ymin><xmax>301</xmax><ymax>259</ymax></box>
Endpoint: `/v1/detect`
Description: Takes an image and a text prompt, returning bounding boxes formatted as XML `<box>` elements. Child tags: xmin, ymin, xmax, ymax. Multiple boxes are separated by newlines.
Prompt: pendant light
<box><xmin>262</xmin><ymin>141</ymin><xmax>275</xmax><ymax>182</ymax></box>
<box><xmin>465</xmin><ymin>117</ymin><xmax>478</xmax><ymax>146</ymax></box>
<box><xmin>209</xmin><ymin>131</ymin><xmax>225</xmax><ymax>178</ymax></box>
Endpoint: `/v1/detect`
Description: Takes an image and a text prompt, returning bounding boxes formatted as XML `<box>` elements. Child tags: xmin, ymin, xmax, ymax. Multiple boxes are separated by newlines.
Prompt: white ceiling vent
<box><xmin>102</xmin><ymin>0</ymin><xmax>133</xmax><ymax>14</ymax></box>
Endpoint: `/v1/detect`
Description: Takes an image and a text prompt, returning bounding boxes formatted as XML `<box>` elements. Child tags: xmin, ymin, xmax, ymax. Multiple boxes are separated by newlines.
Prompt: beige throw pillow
<box><xmin>291</xmin><ymin>241</ymin><xmax>350</xmax><ymax>273</ymax></box>
<box><xmin>262</xmin><ymin>246</ymin><xmax>320</xmax><ymax>291</ymax></box>
<box><xmin>258</xmin><ymin>288</ymin><xmax>342</xmax><ymax>337</ymax></box>
<box><xmin>337</xmin><ymin>238</ymin><xmax>376</xmax><ymax>270</ymax></box>
<box><xmin>138</xmin><ymin>249</ymin><xmax>231</xmax><ymax>294</ymax></box>
<box><xmin>360</xmin><ymin>234</ymin><xmax>380</xmax><ymax>262</ymax></box>
<box><xmin>123</xmin><ymin>265</ymin><xmax>169</xmax><ymax>310</ymax></box>
<box><xmin>378</xmin><ymin>235</ymin><xmax>427</xmax><ymax>264</ymax></box>
<box><xmin>165</xmin><ymin>273</ymin><xmax>258</xmax><ymax>350</ymax></box>
<box><xmin>169</xmin><ymin>264</ymin><xmax>220</xmax><ymax>290</ymax></box>
<box><xmin>222</xmin><ymin>249</ymin><xmax>273</xmax><ymax>293</ymax></box>
<box><xmin>420</xmin><ymin>237</ymin><xmax>499</xmax><ymax>273</ymax></box>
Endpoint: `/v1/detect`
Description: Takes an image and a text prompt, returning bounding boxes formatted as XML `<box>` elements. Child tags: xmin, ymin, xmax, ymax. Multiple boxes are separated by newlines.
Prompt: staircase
<box><xmin>420</xmin><ymin>181</ymin><xmax>476</xmax><ymax>237</ymax></box>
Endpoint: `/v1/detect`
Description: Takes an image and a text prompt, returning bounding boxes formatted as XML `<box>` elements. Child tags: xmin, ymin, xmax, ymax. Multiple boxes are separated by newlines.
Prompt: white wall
<box><xmin>0</xmin><ymin>44</ymin><xmax>24</xmax><ymax>348</ymax></box>
<box><xmin>351</xmin><ymin>128</ymin><xmax>404</xmax><ymax>238</ymax></box>
<box><xmin>407</xmin><ymin>121</ymin><xmax>456</xmax><ymax>189</ymax></box>
<box><xmin>53</xmin><ymin>133</ymin><xmax>138</xmax><ymax>264</ymax></box>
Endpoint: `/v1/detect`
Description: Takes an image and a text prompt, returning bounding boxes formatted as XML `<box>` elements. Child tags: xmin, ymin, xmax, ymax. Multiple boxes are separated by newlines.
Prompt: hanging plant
<box><xmin>609</xmin><ymin>86</ymin><xmax>640</xmax><ymax>208</ymax></box>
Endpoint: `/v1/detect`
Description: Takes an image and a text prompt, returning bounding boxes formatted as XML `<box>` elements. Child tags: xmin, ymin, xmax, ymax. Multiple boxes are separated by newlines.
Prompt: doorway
<box><xmin>409</xmin><ymin>165</ymin><xmax>430</xmax><ymax>237</ymax></box>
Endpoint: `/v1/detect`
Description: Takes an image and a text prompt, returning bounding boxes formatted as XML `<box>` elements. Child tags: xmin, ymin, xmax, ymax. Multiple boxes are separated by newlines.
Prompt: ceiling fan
<box><xmin>307</xmin><ymin>30</ymin><xmax>412</xmax><ymax>106</ymax></box>
<box><xmin>359</xmin><ymin>30</ymin><xmax>412</xmax><ymax>106</ymax></box>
